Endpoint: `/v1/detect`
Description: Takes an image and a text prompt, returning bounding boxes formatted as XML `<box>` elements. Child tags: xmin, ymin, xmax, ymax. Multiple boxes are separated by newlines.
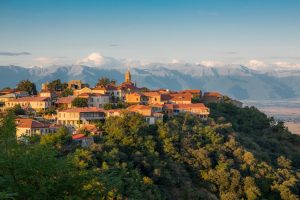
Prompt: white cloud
<box><xmin>171</xmin><ymin>59</ymin><xmax>180</xmax><ymax>64</ymax></box>
<box><xmin>196</xmin><ymin>60</ymin><xmax>223</xmax><ymax>67</ymax></box>
<box><xmin>273</xmin><ymin>61</ymin><xmax>300</xmax><ymax>69</ymax></box>
<box><xmin>246</xmin><ymin>59</ymin><xmax>267</xmax><ymax>70</ymax></box>
<box><xmin>34</xmin><ymin>57</ymin><xmax>54</xmax><ymax>66</ymax></box>
<box><xmin>78</xmin><ymin>52</ymin><xmax>105</xmax><ymax>66</ymax></box>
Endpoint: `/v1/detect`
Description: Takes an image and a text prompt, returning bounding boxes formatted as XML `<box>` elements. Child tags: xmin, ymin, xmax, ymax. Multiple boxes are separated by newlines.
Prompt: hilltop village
<box><xmin>0</xmin><ymin>70</ymin><xmax>242</xmax><ymax>144</ymax></box>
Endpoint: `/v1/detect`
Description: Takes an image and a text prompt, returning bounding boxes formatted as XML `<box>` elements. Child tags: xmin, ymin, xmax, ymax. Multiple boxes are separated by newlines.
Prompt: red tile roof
<box><xmin>118</xmin><ymin>82</ymin><xmax>136</xmax><ymax>89</ymax></box>
<box><xmin>56</xmin><ymin>96</ymin><xmax>76</xmax><ymax>104</ymax></box>
<box><xmin>127</xmin><ymin>104</ymin><xmax>151</xmax><ymax>111</ymax></box>
<box><xmin>10</xmin><ymin>97</ymin><xmax>50</xmax><ymax>102</ymax></box>
<box><xmin>204</xmin><ymin>92</ymin><xmax>223</xmax><ymax>98</ymax></box>
<box><xmin>169</xmin><ymin>93</ymin><xmax>192</xmax><ymax>101</ymax></box>
<box><xmin>72</xmin><ymin>133</ymin><xmax>86</xmax><ymax>140</ymax></box>
<box><xmin>142</xmin><ymin>92</ymin><xmax>161</xmax><ymax>97</ymax></box>
<box><xmin>16</xmin><ymin>118</ymin><xmax>48</xmax><ymax>128</ymax></box>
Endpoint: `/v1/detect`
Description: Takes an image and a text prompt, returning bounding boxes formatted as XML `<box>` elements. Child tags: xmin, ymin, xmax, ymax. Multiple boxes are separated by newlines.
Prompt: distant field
<box><xmin>243</xmin><ymin>99</ymin><xmax>300</xmax><ymax>135</ymax></box>
<box><xmin>285</xmin><ymin>122</ymin><xmax>300</xmax><ymax>135</ymax></box>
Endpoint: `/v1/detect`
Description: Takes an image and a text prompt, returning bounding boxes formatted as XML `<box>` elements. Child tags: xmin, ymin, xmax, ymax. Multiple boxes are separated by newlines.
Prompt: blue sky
<box><xmin>0</xmin><ymin>0</ymin><xmax>300</xmax><ymax>68</ymax></box>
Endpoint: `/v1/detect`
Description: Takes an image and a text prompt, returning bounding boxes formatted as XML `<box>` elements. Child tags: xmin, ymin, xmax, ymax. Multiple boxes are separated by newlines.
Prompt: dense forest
<box><xmin>1</xmin><ymin>103</ymin><xmax>300</xmax><ymax>199</ymax></box>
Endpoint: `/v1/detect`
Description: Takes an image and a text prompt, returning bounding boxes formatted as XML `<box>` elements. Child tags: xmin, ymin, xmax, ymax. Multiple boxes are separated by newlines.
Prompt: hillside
<box><xmin>1</xmin><ymin>64</ymin><xmax>300</xmax><ymax>100</ymax></box>
<box><xmin>1</xmin><ymin>103</ymin><xmax>300</xmax><ymax>199</ymax></box>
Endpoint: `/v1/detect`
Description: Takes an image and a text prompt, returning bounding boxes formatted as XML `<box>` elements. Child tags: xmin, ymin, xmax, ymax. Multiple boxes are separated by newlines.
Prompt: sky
<box><xmin>0</xmin><ymin>0</ymin><xmax>300</xmax><ymax>68</ymax></box>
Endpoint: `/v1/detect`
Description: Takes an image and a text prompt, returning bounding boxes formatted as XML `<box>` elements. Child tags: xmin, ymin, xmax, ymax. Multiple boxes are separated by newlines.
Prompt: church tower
<box><xmin>125</xmin><ymin>69</ymin><xmax>132</xmax><ymax>83</ymax></box>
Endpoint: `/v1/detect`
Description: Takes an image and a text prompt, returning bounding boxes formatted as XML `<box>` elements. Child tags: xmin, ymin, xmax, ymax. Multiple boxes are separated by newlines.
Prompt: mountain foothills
<box><xmin>1</xmin><ymin>64</ymin><xmax>300</xmax><ymax>100</ymax></box>
<box><xmin>1</xmin><ymin>103</ymin><xmax>300</xmax><ymax>199</ymax></box>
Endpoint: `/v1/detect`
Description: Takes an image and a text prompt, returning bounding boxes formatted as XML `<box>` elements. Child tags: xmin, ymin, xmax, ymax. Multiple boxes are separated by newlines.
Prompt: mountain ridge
<box><xmin>1</xmin><ymin>64</ymin><xmax>300</xmax><ymax>100</ymax></box>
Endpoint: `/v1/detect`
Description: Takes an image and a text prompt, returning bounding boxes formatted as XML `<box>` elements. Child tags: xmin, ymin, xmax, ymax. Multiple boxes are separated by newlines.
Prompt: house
<box><xmin>179</xmin><ymin>89</ymin><xmax>202</xmax><ymax>98</ymax></box>
<box><xmin>39</xmin><ymin>89</ymin><xmax>57</xmax><ymax>99</ymax></box>
<box><xmin>127</xmin><ymin>104</ymin><xmax>163</xmax><ymax>124</ymax></box>
<box><xmin>5</xmin><ymin>97</ymin><xmax>52</xmax><ymax>111</ymax></box>
<box><xmin>15</xmin><ymin>118</ymin><xmax>58</xmax><ymax>138</ymax></box>
<box><xmin>163</xmin><ymin>103</ymin><xmax>210</xmax><ymax>120</ymax></box>
<box><xmin>202</xmin><ymin>92</ymin><xmax>223</xmax><ymax>104</ymax></box>
<box><xmin>168</xmin><ymin>93</ymin><xmax>192</xmax><ymax>104</ymax></box>
<box><xmin>142</xmin><ymin>92</ymin><xmax>163</xmax><ymax>104</ymax></box>
<box><xmin>92</xmin><ymin>84</ymin><xmax>121</xmax><ymax>101</ymax></box>
<box><xmin>57</xmin><ymin>107</ymin><xmax>106</xmax><ymax>128</ymax></box>
<box><xmin>55</xmin><ymin>96</ymin><xmax>76</xmax><ymax>109</ymax></box>
<box><xmin>72</xmin><ymin>133</ymin><xmax>94</xmax><ymax>148</ymax></box>
<box><xmin>125</xmin><ymin>92</ymin><xmax>147</xmax><ymax>104</ymax></box>
<box><xmin>78</xmin><ymin>93</ymin><xmax>109</xmax><ymax>108</ymax></box>
<box><xmin>0</xmin><ymin>91</ymin><xmax>29</xmax><ymax>103</ymax></box>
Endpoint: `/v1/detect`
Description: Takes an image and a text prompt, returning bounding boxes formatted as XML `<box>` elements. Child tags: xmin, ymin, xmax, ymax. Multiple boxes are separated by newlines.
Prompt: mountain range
<box><xmin>1</xmin><ymin>63</ymin><xmax>300</xmax><ymax>100</ymax></box>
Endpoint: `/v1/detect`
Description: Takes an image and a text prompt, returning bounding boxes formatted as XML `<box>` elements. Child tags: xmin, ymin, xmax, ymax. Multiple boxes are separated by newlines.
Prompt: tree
<box><xmin>72</xmin><ymin>97</ymin><xmax>88</xmax><ymax>107</ymax></box>
<box><xmin>9</xmin><ymin>104</ymin><xmax>26</xmax><ymax>115</ymax></box>
<box><xmin>60</xmin><ymin>88</ymin><xmax>73</xmax><ymax>97</ymax></box>
<box><xmin>48</xmin><ymin>79</ymin><xmax>68</xmax><ymax>91</ymax></box>
<box><xmin>96</xmin><ymin>77</ymin><xmax>116</xmax><ymax>87</ymax></box>
<box><xmin>16</xmin><ymin>80</ymin><xmax>37</xmax><ymax>95</ymax></box>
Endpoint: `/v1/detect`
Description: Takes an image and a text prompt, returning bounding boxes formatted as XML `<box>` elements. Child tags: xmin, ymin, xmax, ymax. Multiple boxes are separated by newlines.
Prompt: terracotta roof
<box><xmin>169</xmin><ymin>93</ymin><xmax>192</xmax><ymax>101</ymax></box>
<box><xmin>179</xmin><ymin>89</ymin><xmax>201</xmax><ymax>94</ymax></box>
<box><xmin>127</xmin><ymin>104</ymin><xmax>151</xmax><ymax>111</ymax></box>
<box><xmin>16</xmin><ymin>118</ymin><xmax>48</xmax><ymax>128</ymax></box>
<box><xmin>10</xmin><ymin>97</ymin><xmax>50</xmax><ymax>102</ymax></box>
<box><xmin>117</xmin><ymin>82</ymin><xmax>138</xmax><ymax>90</ymax></box>
<box><xmin>56</xmin><ymin>96</ymin><xmax>76</xmax><ymax>104</ymax></box>
<box><xmin>60</xmin><ymin>107</ymin><xmax>105</xmax><ymax>113</ymax></box>
<box><xmin>142</xmin><ymin>92</ymin><xmax>161</xmax><ymax>97</ymax></box>
<box><xmin>72</xmin><ymin>133</ymin><xmax>86</xmax><ymax>140</ymax></box>
<box><xmin>150</xmin><ymin>103</ymin><xmax>164</xmax><ymax>108</ymax></box>
<box><xmin>204</xmin><ymin>92</ymin><xmax>223</xmax><ymax>98</ymax></box>
<box><xmin>0</xmin><ymin>89</ymin><xmax>16</xmax><ymax>94</ymax></box>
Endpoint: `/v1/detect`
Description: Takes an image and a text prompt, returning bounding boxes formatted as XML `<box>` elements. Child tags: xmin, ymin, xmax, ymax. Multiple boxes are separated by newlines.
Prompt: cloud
<box><xmin>78</xmin><ymin>52</ymin><xmax>105</xmax><ymax>66</ymax></box>
<box><xmin>171</xmin><ymin>59</ymin><xmax>180</xmax><ymax>64</ymax></box>
<box><xmin>109</xmin><ymin>44</ymin><xmax>119</xmax><ymax>47</ymax></box>
<box><xmin>246</xmin><ymin>59</ymin><xmax>266</xmax><ymax>70</ymax></box>
<box><xmin>34</xmin><ymin>57</ymin><xmax>54</xmax><ymax>66</ymax></box>
<box><xmin>273</xmin><ymin>61</ymin><xmax>300</xmax><ymax>69</ymax></box>
<box><xmin>196</xmin><ymin>60</ymin><xmax>223</xmax><ymax>67</ymax></box>
<box><xmin>0</xmin><ymin>52</ymin><xmax>31</xmax><ymax>56</ymax></box>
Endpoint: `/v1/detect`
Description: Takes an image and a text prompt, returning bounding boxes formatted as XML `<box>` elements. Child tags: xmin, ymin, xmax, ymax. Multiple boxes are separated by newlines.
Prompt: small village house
<box><xmin>5</xmin><ymin>97</ymin><xmax>52</xmax><ymax>111</ymax></box>
<box><xmin>57</xmin><ymin>107</ymin><xmax>105</xmax><ymax>128</ymax></box>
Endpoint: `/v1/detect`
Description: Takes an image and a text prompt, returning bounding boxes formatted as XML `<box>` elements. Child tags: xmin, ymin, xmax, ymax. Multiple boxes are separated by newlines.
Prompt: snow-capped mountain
<box><xmin>0</xmin><ymin>63</ymin><xmax>300</xmax><ymax>100</ymax></box>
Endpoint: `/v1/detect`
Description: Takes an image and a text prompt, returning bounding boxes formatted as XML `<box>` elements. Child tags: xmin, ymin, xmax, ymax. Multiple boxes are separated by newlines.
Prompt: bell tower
<box><xmin>125</xmin><ymin>69</ymin><xmax>131</xmax><ymax>83</ymax></box>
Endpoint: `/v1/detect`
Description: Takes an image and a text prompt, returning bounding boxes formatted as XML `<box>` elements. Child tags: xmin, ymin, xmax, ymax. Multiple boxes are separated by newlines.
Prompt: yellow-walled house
<box><xmin>5</xmin><ymin>97</ymin><xmax>51</xmax><ymax>111</ymax></box>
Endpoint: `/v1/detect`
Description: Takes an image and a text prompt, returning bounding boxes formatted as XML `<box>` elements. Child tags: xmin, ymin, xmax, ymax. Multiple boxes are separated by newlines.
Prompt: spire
<box><xmin>125</xmin><ymin>68</ymin><xmax>131</xmax><ymax>83</ymax></box>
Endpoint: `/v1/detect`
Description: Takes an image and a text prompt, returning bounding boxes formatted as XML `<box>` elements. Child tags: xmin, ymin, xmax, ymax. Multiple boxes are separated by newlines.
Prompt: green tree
<box><xmin>72</xmin><ymin>97</ymin><xmax>88</xmax><ymax>107</ymax></box>
<box><xmin>16</xmin><ymin>80</ymin><xmax>37</xmax><ymax>95</ymax></box>
<box><xmin>96</xmin><ymin>77</ymin><xmax>116</xmax><ymax>87</ymax></box>
<box><xmin>9</xmin><ymin>104</ymin><xmax>25</xmax><ymax>115</ymax></box>
<box><xmin>48</xmin><ymin>79</ymin><xmax>68</xmax><ymax>91</ymax></box>
<box><xmin>60</xmin><ymin>88</ymin><xmax>73</xmax><ymax>97</ymax></box>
